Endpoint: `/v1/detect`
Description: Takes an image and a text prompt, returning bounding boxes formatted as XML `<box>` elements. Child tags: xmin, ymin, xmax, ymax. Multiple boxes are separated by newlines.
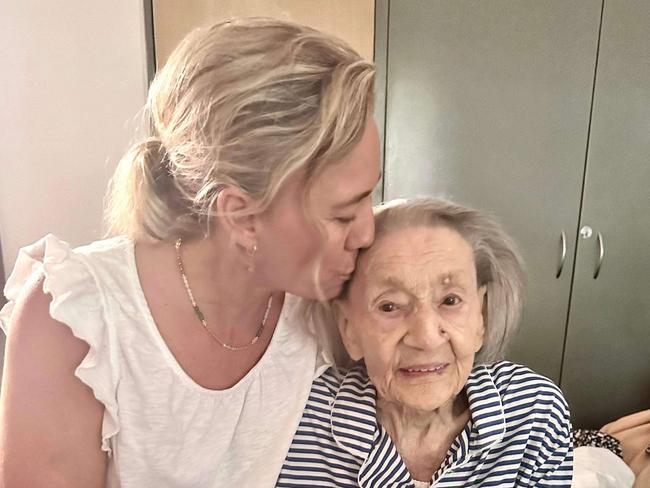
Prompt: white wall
<box><xmin>0</xmin><ymin>0</ymin><xmax>149</xmax><ymax>276</ymax></box>
<box><xmin>0</xmin><ymin>1</ymin><xmax>149</xmax><ymax>369</ymax></box>
<box><xmin>153</xmin><ymin>0</ymin><xmax>375</xmax><ymax>66</ymax></box>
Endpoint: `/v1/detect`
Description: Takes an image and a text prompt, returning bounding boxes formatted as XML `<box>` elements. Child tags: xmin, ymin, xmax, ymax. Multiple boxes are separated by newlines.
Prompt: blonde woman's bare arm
<box><xmin>0</xmin><ymin>276</ymin><xmax>107</xmax><ymax>488</ymax></box>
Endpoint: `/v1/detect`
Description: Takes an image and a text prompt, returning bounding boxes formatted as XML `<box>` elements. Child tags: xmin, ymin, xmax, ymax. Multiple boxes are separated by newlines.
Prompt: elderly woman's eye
<box><xmin>378</xmin><ymin>302</ymin><xmax>398</xmax><ymax>313</ymax></box>
<box><xmin>442</xmin><ymin>295</ymin><xmax>461</xmax><ymax>306</ymax></box>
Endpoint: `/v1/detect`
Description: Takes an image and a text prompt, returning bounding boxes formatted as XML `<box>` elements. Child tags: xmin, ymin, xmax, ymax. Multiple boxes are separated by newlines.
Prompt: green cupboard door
<box><xmin>561</xmin><ymin>0</ymin><xmax>650</xmax><ymax>428</ymax></box>
<box><xmin>382</xmin><ymin>0</ymin><xmax>601</xmax><ymax>381</ymax></box>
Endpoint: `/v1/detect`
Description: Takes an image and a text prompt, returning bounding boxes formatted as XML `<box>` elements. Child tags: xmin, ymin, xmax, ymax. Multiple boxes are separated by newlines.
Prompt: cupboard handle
<box><xmin>594</xmin><ymin>232</ymin><xmax>604</xmax><ymax>279</ymax></box>
<box><xmin>556</xmin><ymin>230</ymin><xmax>567</xmax><ymax>278</ymax></box>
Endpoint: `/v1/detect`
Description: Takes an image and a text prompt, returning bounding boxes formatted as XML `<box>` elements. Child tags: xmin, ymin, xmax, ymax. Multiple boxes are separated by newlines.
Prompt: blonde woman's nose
<box><xmin>345</xmin><ymin>202</ymin><xmax>375</xmax><ymax>251</ymax></box>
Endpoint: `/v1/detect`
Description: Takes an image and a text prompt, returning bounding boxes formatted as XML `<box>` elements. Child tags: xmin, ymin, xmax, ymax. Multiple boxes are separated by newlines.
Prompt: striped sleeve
<box><xmin>494</xmin><ymin>362</ymin><xmax>574</xmax><ymax>487</ymax></box>
<box><xmin>529</xmin><ymin>385</ymin><xmax>573</xmax><ymax>486</ymax></box>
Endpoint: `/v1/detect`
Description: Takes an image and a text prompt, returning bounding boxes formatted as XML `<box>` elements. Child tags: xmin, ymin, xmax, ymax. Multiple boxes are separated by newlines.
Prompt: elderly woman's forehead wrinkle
<box><xmin>365</xmin><ymin>274</ymin><xmax>426</xmax><ymax>300</ymax></box>
<box><xmin>376</xmin><ymin>244</ymin><xmax>460</xmax><ymax>262</ymax></box>
<box><xmin>364</xmin><ymin>259</ymin><xmax>476</xmax><ymax>290</ymax></box>
<box><xmin>362</xmin><ymin>228</ymin><xmax>474</xmax><ymax>265</ymax></box>
<box><xmin>363</xmin><ymin>250</ymin><xmax>456</xmax><ymax>278</ymax></box>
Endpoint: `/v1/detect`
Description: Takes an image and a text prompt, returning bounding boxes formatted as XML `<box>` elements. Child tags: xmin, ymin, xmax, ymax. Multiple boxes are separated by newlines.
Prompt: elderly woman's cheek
<box><xmin>443</xmin><ymin>308</ymin><xmax>484</xmax><ymax>351</ymax></box>
<box><xmin>448</xmin><ymin>330</ymin><xmax>481</xmax><ymax>364</ymax></box>
<box><xmin>367</xmin><ymin>366</ymin><xmax>395</xmax><ymax>402</ymax></box>
<box><xmin>369</xmin><ymin>332</ymin><xmax>405</xmax><ymax>399</ymax></box>
<box><xmin>444</xmin><ymin>321</ymin><xmax>481</xmax><ymax>395</ymax></box>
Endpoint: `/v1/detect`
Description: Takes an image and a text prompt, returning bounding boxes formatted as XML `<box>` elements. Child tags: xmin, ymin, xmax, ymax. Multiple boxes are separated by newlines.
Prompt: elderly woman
<box><xmin>277</xmin><ymin>199</ymin><xmax>573</xmax><ymax>487</ymax></box>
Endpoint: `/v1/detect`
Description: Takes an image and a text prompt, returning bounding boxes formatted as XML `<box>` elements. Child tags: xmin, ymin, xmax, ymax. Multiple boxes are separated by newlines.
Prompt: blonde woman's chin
<box><xmin>316</xmin><ymin>275</ymin><xmax>350</xmax><ymax>301</ymax></box>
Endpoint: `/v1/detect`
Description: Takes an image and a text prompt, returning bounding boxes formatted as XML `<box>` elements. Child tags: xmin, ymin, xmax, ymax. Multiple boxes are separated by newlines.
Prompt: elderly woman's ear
<box><xmin>333</xmin><ymin>300</ymin><xmax>364</xmax><ymax>361</ymax></box>
<box><xmin>475</xmin><ymin>285</ymin><xmax>488</xmax><ymax>353</ymax></box>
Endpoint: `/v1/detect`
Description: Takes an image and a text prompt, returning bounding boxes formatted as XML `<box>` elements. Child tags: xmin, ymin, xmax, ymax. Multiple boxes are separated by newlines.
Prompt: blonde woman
<box><xmin>0</xmin><ymin>18</ymin><xmax>379</xmax><ymax>487</ymax></box>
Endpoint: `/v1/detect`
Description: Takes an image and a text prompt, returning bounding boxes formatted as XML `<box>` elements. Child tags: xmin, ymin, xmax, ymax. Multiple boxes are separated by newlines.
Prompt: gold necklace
<box><xmin>175</xmin><ymin>238</ymin><xmax>272</xmax><ymax>352</ymax></box>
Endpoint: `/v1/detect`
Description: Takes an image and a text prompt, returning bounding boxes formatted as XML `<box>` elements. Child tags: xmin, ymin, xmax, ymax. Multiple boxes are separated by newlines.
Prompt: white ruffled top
<box><xmin>0</xmin><ymin>234</ymin><xmax>331</xmax><ymax>487</ymax></box>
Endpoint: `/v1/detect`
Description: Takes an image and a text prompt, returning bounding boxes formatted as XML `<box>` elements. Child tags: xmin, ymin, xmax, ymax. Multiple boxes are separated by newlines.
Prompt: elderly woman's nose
<box><xmin>403</xmin><ymin>310</ymin><xmax>449</xmax><ymax>349</ymax></box>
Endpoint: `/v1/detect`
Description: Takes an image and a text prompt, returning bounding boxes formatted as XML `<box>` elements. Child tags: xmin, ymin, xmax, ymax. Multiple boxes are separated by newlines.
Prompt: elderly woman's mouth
<box><xmin>399</xmin><ymin>363</ymin><xmax>449</xmax><ymax>376</ymax></box>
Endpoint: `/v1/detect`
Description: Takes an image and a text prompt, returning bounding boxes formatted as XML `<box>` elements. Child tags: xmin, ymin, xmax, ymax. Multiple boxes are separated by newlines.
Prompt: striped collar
<box><xmin>329</xmin><ymin>363</ymin><xmax>506</xmax><ymax>487</ymax></box>
<box><xmin>464</xmin><ymin>364</ymin><xmax>507</xmax><ymax>452</ymax></box>
<box><xmin>433</xmin><ymin>365</ymin><xmax>507</xmax><ymax>480</ymax></box>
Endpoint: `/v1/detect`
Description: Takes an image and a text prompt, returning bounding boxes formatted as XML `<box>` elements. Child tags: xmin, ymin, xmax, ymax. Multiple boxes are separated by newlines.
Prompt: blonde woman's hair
<box><xmin>302</xmin><ymin>198</ymin><xmax>526</xmax><ymax>367</ymax></box>
<box><xmin>105</xmin><ymin>17</ymin><xmax>375</xmax><ymax>240</ymax></box>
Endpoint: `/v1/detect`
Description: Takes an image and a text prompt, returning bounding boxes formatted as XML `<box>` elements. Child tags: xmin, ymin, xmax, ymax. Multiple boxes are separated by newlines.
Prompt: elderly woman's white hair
<box><xmin>301</xmin><ymin>197</ymin><xmax>526</xmax><ymax>366</ymax></box>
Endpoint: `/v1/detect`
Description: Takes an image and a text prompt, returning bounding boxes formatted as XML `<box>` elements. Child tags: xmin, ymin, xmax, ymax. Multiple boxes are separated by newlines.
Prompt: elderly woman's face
<box><xmin>338</xmin><ymin>225</ymin><xmax>486</xmax><ymax>413</ymax></box>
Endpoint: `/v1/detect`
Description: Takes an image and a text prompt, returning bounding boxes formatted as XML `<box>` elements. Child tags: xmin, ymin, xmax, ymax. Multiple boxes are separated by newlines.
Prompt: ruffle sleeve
<box><xmin>0</xmin><ymin>234</ymin><xmax>120</xmax><ymax>455</ymax></box>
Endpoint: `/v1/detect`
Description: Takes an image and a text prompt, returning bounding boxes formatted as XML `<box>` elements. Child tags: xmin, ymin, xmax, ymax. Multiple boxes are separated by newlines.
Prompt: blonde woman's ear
<box><xmin>335</xmin><ymin>301</ymin><xmax>364</xmax><ymax>361</ymax></box>
<box><xmin>214</xmin><ymin>187</ymin><xmax>258</xmax><ymax>250</ymax></box>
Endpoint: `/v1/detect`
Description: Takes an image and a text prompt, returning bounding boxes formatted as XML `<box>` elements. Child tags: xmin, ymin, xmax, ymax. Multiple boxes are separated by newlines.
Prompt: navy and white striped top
<box><xmin>277</xmin><ymin>361</ymin><xmax>573</xmax><ymax>487</ymax></box>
